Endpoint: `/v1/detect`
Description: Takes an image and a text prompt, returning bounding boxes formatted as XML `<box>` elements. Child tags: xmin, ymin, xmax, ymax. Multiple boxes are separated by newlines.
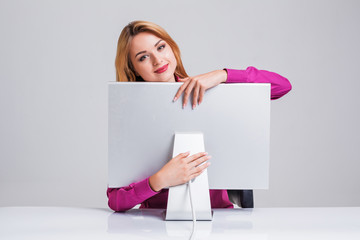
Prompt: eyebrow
<box><xmin>134</xmin><ymin>40</ymin><xmax>163</xmax><ymax>58</ymax></box>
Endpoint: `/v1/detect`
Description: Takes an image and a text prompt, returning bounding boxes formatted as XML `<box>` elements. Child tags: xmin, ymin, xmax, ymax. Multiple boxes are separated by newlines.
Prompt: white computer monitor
<box><xmin>108</xmin><ymin>82</ymin><xmax>270</xmax><ymax>191</ymax></box>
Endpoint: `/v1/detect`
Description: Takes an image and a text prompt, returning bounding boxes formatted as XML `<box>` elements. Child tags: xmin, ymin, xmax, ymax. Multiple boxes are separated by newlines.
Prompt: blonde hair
<box><xmin>115</xmin><ymin>21</ymin><xmax>188</xmax><ymax>82</ymax></box>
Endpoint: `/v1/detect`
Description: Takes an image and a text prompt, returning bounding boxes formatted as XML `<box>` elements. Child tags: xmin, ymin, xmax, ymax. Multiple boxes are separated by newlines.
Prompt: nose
<box><xmin>152</xmin><ymin>53</ymin><xmax>162</xmax><ymax>66</ymax></box>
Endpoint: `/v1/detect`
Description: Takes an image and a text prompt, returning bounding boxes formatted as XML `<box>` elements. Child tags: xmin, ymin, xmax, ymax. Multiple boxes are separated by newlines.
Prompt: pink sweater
<box><xmin>107</xmin><ymin>67</ymin><xmax>292</xmax><ymax>212</ymax></box>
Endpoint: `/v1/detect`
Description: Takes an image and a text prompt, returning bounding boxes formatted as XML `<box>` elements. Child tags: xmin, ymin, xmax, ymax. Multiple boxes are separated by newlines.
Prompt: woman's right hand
<box><xmin>149</xmin><ymin>152</ymin><xmax>211</xmax><ymax>192</ymax></box>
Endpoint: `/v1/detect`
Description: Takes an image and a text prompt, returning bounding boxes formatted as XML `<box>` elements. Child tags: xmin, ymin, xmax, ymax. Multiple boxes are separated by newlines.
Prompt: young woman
<box><xmin>107</xmin><ymin>20</ymin><xmax>292</xmax><ymax>211</ymax></box>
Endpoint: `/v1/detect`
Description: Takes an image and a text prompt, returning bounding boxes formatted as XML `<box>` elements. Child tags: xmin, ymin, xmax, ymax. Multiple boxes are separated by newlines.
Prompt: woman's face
<box><xmin>129</xmin><ymin>32</ymin><xmax>177</xmax><ymax>82</ymax></box>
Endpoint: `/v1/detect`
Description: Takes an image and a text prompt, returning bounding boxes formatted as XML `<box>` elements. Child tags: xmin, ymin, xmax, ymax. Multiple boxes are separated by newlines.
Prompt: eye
<box><xmin>139</xmin><ymin>55</ymin><xmax>148</xmax><ymax>62</ymax></box>
<box><xmin>158</xmin><ymin>44</ymin><xmax>166</xmax><ymax>51</ymax></box>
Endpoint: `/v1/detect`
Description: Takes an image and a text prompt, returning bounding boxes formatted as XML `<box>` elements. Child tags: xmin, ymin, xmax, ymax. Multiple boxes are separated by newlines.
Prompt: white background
<box><xmin>1</xmin><ymin>0</ymin><xmax>359</xmax><ymax>208</ymax></box>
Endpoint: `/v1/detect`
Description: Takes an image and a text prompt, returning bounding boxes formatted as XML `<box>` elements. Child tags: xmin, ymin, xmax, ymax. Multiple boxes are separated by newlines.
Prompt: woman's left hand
<box><xmin>173</xmin><ymin>69</ymin><xmax>227</xmax><ymax>109</ymax></box>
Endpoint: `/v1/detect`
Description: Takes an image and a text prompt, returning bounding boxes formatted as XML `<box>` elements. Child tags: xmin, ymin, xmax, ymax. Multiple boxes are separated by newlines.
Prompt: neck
<box><xmin>166</xmin><ymin>74</ymin><xmax>176</xmax><ymax>82</ymax></box>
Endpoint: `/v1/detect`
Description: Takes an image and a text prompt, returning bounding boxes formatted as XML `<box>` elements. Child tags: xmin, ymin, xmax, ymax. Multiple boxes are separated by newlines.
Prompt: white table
<box><xmin>0</xmin><ymin>207</ymin><xmax>359</xmax><ymax>239</ymax></box>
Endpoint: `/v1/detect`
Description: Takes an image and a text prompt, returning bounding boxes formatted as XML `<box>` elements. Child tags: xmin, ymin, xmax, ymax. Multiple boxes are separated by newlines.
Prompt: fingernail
<box><xmin>183</xmin><ymin>104</ymin><xmax>185</xmax><ymax>109</ymax></box>
<box><xmin>173</xmin><ymin>97</ymin><xmax>177</xmax><ymax>102</ymax></box>
<box><xmin>192</xmin><ymin>104</ymin><xmax>195</xmax><ymax>109</ymax></box>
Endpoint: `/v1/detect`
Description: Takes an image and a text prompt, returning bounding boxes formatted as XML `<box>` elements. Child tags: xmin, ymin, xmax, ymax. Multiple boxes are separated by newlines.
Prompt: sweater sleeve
<box><xmin>107</xmin><ymin>177</ymin><xmax>159</xmax><ymax>212</ymax></box>
<box><xmin>224</xmin><ymin>66</ymin><xmax>292</xmax><ymax>100</ymax></box>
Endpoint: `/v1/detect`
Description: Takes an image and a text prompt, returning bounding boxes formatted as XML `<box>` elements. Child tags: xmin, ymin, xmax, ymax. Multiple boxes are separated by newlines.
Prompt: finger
<box><xmin>189</xmin><ymin>155</ymin><xmax>211</xmax><ymax>168</ymax></box>
<box><xmin>177</xmin><ymin>77</ymin><xmax>189</xmax><ymax>82</ymax></box>
<box><xmin>192</xmin><ymin>83</ymin><xmax>200</xmax><ymax>109</ymax></box>
<box><xmin>173</xmin><ymin>80</ymin><xmax>190</xmax><ymax>102</ymax></box>
<box><xmin>190</xmin><ymin>162</ymin><xmax>211</xmax><ymax>177</ymax></box>
<box><xmin>185</xmin><ymin>152</ymin><xmax>208</xmax><ymax>163</ymax></box>
<box><xmin>173</xmin><ymin>151</ymin><xmax>190</xmax><ymax>161</ymax></box>
<box><xmin>183</xmin><ymin>79</ymin><xmax>196</xmax><ymax>109</ymax></box>
<box><xmin>198</xmin><ymin>87</ymin><xmax>206</xmax><ymax>105</ymax></box>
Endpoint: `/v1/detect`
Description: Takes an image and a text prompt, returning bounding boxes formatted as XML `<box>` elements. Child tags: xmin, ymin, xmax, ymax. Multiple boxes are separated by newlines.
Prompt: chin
<box><xmin>157</xmin><ymin>73</ymin><xmax>176</xmax><ymax>82</ymax></box>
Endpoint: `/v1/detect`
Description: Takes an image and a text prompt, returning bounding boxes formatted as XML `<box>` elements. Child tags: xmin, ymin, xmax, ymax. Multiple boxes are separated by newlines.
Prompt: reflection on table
<box><xmin>0</xmin><ymin>207</ymin><xmax>359</xmax><ymax>240</ymax></box>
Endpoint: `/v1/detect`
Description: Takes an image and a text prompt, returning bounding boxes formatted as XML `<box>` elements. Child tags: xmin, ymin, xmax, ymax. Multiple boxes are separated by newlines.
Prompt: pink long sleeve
<box><xmin>225</xmin><ymin>67</ymin><xmax>292</xmax><ymax>100</ymax></box>
<box><xmin>107</xmin><ymin>182</ymin><xmax>232</xmax><ymax>211</ymax></box>
<box><xmin>107</xmin><ymin>178</ymin><xmax>158</xmax><ymax>212</ymax></box>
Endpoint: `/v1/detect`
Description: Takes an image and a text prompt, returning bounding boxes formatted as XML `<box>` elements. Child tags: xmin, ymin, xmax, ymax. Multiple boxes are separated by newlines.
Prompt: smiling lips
<box><xmin>154</xmin><ymin>64</ymin><xmax>168</xmax><ymax>74</ymax></box>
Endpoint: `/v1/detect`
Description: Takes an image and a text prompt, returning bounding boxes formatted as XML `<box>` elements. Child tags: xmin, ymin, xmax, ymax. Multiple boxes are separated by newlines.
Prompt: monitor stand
<box><xmin>165</xmin><ymin>132</ymin><xmax>213</xmax><ymax>221</ymax></box>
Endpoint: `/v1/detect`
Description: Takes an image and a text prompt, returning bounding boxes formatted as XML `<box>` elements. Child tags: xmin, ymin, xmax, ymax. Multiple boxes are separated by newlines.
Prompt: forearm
<box><xmin>224</xmin><ymin>67</ymin><xmax>292</xmax><ymax>100</ymax></box>
<box><xmin>149</xmin><ymin>172</ymin><xmax>164</xmax><ymax>192</ymax></box>
<box><xmin>107</xmin><ymin>178</ymin><xmax>158</xmax><ymax>212</ymax></box>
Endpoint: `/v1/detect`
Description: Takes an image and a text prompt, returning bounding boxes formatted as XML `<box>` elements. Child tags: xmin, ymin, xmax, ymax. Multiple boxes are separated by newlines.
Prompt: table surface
<box><xmin>1</xmin><ymin>207</ymin><xmax>359</xmax><ymax>240</ymax></box>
